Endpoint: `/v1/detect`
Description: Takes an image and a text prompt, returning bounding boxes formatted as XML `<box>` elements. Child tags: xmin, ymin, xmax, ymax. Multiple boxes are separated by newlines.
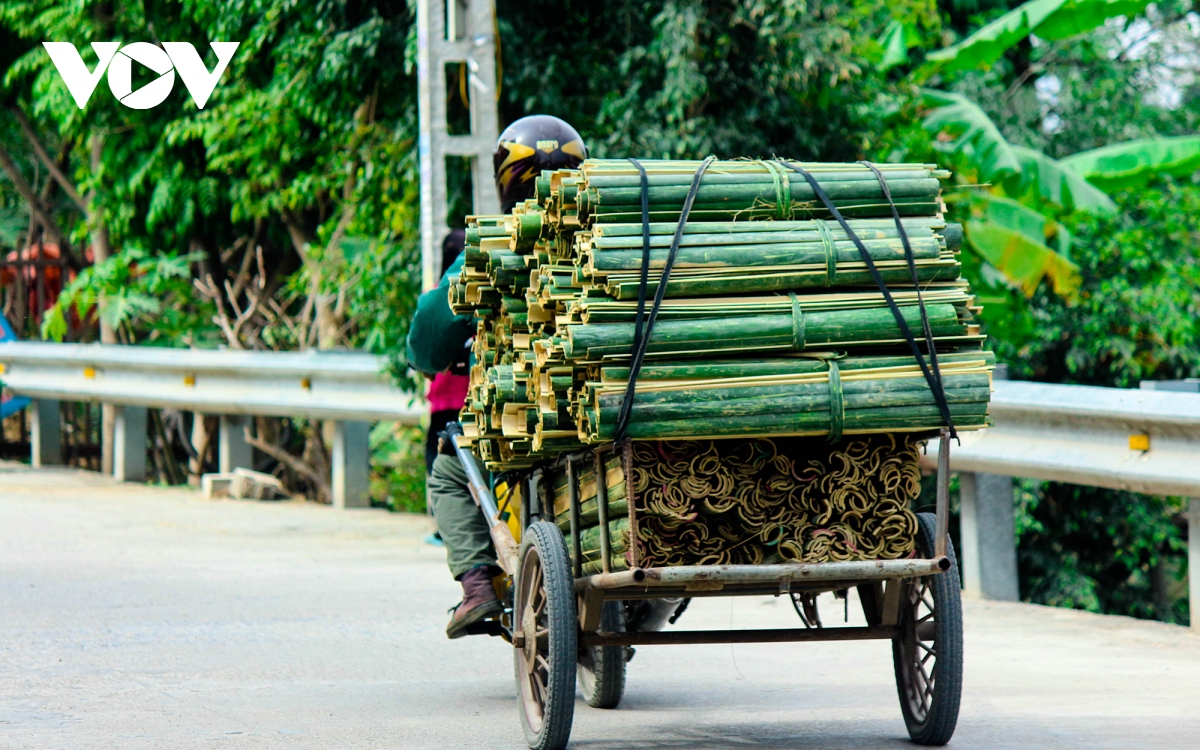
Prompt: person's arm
<box><xmin>406</xmin><ymin>253</ymin><xmax>475</xmax><ymax>375</ymax></box>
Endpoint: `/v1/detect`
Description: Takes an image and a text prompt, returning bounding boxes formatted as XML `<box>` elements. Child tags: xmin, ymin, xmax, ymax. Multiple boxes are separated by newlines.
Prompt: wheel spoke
<box><xmin>532</xmin><ymin>585</ymin><xmax>545</xmax><ymax>617</ymax></box>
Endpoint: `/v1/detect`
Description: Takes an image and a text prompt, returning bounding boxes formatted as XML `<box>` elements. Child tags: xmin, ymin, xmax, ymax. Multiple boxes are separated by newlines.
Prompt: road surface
<box><xmin>2</xmin><ymin>462</ymin><xmax>1198</xmax><ymax>749</ymax></box>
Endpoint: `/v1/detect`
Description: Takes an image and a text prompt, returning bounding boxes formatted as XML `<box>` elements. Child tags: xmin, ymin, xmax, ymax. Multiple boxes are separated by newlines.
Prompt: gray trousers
<box><xmin>428</xmin><ymin>453</ymin><xmax>496</xmax><ymax>579</ymax></box>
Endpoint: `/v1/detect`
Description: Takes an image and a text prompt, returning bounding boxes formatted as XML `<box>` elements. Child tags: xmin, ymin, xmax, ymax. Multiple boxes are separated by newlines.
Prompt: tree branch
<box><xmin>0</xmin><ymin>140</ymin><xmax>79</xmax><ymax>269</ymax></box>
<box><xmin>243</xmin><ymin>427</ymin><xmax>331</xmax><ymax>500</ymax></box>
<box><xmin>11</xmin><ymin>106</ymin><xmax>88</xmax><ymax>213</ymax></box>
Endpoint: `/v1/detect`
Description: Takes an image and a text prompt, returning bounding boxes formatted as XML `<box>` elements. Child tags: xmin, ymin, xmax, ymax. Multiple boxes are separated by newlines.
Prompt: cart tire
<box><xmin>892</xmin><ymin>512</ymin><xmax>963</xmax><ymax>746</ymax></box>
<box><xmin>578</xmin><ymin>601</ymin><xmax>626</xmax><ymax>709</ymax></box>
<box><xmin>514</xmin><ymin>521</ymin><xmax>577</xmax><ymax>750</ymax></box>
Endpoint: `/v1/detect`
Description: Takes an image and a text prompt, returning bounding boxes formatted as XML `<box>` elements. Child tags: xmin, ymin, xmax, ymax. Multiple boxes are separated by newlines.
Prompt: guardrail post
<box><xmin>332</xmin><ymin>420</ymin><xmax>371</xmax><ymax>509</ymax></box>
<box><xmin>1189</xmin><ymin>498</ymin><xmax>1199</xmax><ymax>631</ymax></box>
<box><xmin>218</xmin><ymin>415</ymin><xmax>254</xmax><ymax>473</ymax></box>
<box><xmin>112</xmin><ymin>405</ymin><xmax>147</xmax><ymax>482</ymax></box>
<box><xmin>959</xmin><ymin>471</ymin><xmax>1020</xmax><ymax>601</ymax></box>
<box><xmin>30</xmin><ymin>399</ymin><xmax>62</xmax><ymax>467</ymax></box>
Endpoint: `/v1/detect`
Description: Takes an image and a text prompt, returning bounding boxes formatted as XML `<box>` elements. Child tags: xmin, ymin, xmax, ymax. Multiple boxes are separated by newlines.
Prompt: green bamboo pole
<box><xmin>563</xmin><ymin>303</ymin><xmax>968</xmax><ymax>360</ymax></box>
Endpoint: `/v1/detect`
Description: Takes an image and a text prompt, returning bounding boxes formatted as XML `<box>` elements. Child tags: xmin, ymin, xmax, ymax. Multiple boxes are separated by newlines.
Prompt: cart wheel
<box><xmin>578</xmin><ymin>601</ymin><xmax>626</xmax><ymax>709</ymax></box>
<box><xmin>892</xmin><ymin>511</ymin><xmax>963</xmax><ymax>746</ymax></box>
<box><xmin>514</xmin><ymin>521</ymin><xmax>577</xmax><ymax>750</ymax></box>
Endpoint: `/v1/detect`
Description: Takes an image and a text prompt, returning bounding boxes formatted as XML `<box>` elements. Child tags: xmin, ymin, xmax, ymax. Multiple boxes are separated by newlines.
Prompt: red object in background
<box><xmin>0</xmin><ymin>243</ymin><xmax>89</xmax><ymax>319</ymax></box>
<box><xmin>427</xmin><ymin>371</ymin><xmax>469</xmax><ymax>413</ymax></box>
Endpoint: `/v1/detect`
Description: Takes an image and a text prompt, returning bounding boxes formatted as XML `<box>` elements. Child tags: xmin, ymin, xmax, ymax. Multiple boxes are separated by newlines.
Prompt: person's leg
<box><xmin>429</xmin><ymin>452</ymin><xmax>497</xmax><ymax>577</ymax></box>
<box><xmin>423</xmin><ymin>411</ymin><xmax>458</xmax><ymax>546</ymax></box>
<box><xmin>428</xmin><ymin>452</ymin><xmax>501</xmax><ymax>638</ymax></box>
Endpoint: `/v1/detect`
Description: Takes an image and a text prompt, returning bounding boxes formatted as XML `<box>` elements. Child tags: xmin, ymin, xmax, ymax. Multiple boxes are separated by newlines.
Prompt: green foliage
<box><xmin>1006</xmin><ymin>145</ymin><xmax>1116</xmax><ymax>215</ymax></box>
<box><xmin>369</xmin><ymin>421</ymin><xmax>427</xmax><ymax>513</ymax></box>
<box><xmin>962</xmin><ymin>192</ymin><xmax>1079</xmax><ymax>297</ymax></box>
<box><xmin>922</xmin><ymin>89</ymin><xmax>1023</xmax><ymax>182</ymax></box>
<box><xmin>1015</xmin><ymin>479</ymin><xmax>1188</xmax><ymax>623</ymax></box>
<box><xmin>988</xmin><ymin>183</ymin><xmax>1200</xmax><ymax>387</ymax></box>
<box><xmin>1062</xmin><ymin>136</ymin><xmax>1200</xmax><ymax>192</ymax></box>
<box><xmin>925</xmin><ymin>0</ymin><xmax>1151</xmax><ymax>74</ymax></box>
<box><xmin>500</xmin><ymin>0</ymin><xmax>892</xmax><ymax>161</ymax></box>
<box><xmin>42</xmin><ymin>248</ymin><xmax>214</xmax><ymax>345</ymax></box>
<box><xmin>878</xmin><ymin>20</ymin><xmax>914</xmax><ymax>72</ymax></box>
<box><xmin>2</xmin><ymin>0</ymin><xmax>1196</xmax><ymax>622</ymax></box>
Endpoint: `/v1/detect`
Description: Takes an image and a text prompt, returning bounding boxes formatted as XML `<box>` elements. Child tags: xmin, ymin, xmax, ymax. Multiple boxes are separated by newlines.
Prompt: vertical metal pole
<box><xmin>113</xmin><ymin>405</ymin><xmax>147</xmax><ymax>482</ymax></box>
<box><xmin>567</xmin><ymin>457</ymin><xmax>582</xmax><ymax>578</ymax></box>
<box><xmin>416</xmin><ymin>0</ymin><xmax>442</xmax><ymax>291</ymax></box>
<box><xmin>332</xmin><ymin>420</ymin><xmax>371</xmax><ymax>509</ymax></box>
<box><xmin>1189</xmin><ymin>497</ymin><xmax>1199</xmax><ymax>631</ymax></box>
<box><xmin>958</xmin><ymin>471</ymin><xmax>982</xmax><ymax>595</ymax></box>
<box><xmin>418</xmin><ymin>0</ymin><xmax>500</xmax><ymax>291</ymax></box>
<box><xmin>522</xmin><ymin>474</ymin><xmax>532</xmax><ymax>530</ymax></box>
<box><xmin>960</xmin><ymin>471</ymin><xmax>1019</xmax><ymax>600</ymax></box>
<box><xmin>935</xmin><ymin>428</ymin><xmax>951</xmax><ymax>559</ymax></box>
<box><xmin>528</xmin><ymin>468</ymin><xmax>542</xmax><ymax>522</ymax></box>
<box><xmin>621</xmin><ymin>439</ymin><xmax>640</xmax><ymax>570</ymax></box>
<box><xmin>595</xmin><ymin>449</ymin><xmax>612</xmax><ymax>574</ymax></box>
<box><xmin>218</xmin><ymin>414</ymin><xmax>254</xmax><ymax>473</ymax></box>
<box><xmin>30</xmin><ymin>399</ymin><xmax>61</xmax><ymax>468</ymax></box>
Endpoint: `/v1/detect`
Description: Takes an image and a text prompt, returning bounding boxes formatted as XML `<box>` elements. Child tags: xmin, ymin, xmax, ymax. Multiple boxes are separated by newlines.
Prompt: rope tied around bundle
<box><xmin>827</xmin><ymin>360</ymin><xmax>844</xmax><ymax>443</ymax></box>
<box><xmin>613</xmin><ymin>155</ymin><xmax>717</xmax><ymax>443</ymax></box>
<box><xmin>815</xmin><ymin>219</ymin><xmax>838</xmax><ymax>286</ymax></box>
<box><xmin>788</xmin><ymin>292</ymin><xmax>806</xmax><ymax>352</ymax></box>
<box><xmin>761</xmin><ymin>159</ymin><xmax>793</xmax><ymax>220</ymax></box>
<box><xmin>777</xmin><ymin>160</ymin><xmax>958</xmax><ymax>440</ymax></box>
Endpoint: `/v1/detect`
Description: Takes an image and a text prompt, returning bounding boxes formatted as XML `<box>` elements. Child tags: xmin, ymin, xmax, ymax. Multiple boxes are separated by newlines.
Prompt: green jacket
<box><xmin>406</xmin><ymin>253</ymin><xmax>475</xmax><ymax>375</ymax></box>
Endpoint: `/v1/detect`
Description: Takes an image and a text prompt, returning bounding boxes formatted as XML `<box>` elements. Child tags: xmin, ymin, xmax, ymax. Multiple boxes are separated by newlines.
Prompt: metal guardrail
<box><xmin>0</xmin><ymin>342</ymin><xmax>423</xmax><ymax>423</ymax></box>
<box><xmin>0</xmin><ymin>342</ymin><xmax>424</xmax><ymax>508</ymax></box>
<box><xmin>922</xmin><ymin>380</ymin><xmax>1200</xmax><ymax>496</ymax></box>
<box><xmin>921</xmin><ymin>379</ymin><xmax>1200</xmax><ymax>630</ymax></box>
<box><xmin>2</xmin><ymin>343</ymin><xmax>1196</xmax><ymax>627</ymax></box>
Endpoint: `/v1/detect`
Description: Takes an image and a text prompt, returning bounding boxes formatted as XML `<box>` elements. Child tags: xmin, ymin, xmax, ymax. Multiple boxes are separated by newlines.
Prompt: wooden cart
<box><xmin>446</xmin><ymin>425</ymin><xmax>963</xmax><ymax>750</ymax></box>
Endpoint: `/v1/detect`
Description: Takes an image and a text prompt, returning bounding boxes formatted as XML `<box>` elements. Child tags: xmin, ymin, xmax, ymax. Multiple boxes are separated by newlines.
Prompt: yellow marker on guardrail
<box><xmin>83</xmin><ymin>367</ymin><xmax>95</xmax><ymax>378</ymax></box>
<box><xmin>1129</xmin><ymin>434</ymin><xmax>1150</xmax><ymax>451</ymax></box>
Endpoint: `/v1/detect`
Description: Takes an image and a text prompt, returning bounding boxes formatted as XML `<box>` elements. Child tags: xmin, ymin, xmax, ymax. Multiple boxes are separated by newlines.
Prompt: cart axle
<box><xmin>581</xmin><ymin>625</ymin><xmax>901</xmax><ymax>647</ymax></box>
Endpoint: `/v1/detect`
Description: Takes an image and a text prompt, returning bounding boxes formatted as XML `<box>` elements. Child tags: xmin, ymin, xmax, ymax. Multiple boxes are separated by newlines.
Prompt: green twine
<box><xmin>788</xmin><ymin>292</ymin><xmax>806</xmax><ymax>351</ymax></box>
<box><xmin>827</xmin><ymin>360</ymin><xmax>844</xmax><ymax>443</ymax></box>
<box><xmin>761</xmin><ymin>160</ymin><xmax>792</xmax><ymax>220</ymax></box>
<box><xmin>816</xmin><ymin>219</ymin><xmax>837</xmax><ymax>287</ymax></box>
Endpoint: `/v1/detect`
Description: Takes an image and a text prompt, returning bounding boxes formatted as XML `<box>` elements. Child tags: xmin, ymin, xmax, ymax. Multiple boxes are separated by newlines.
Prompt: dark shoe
<box><xmin>446</xmin><ymin>566</ymin><xmax>503</xmax><ymax>639</ymax></box>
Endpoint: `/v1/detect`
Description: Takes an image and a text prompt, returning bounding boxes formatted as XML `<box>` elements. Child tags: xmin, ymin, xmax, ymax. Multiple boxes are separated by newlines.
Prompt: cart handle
<box><xmin>444</xmin><ymin>421</ymin><xmax>519</xmax><ymax>575</ymax></box>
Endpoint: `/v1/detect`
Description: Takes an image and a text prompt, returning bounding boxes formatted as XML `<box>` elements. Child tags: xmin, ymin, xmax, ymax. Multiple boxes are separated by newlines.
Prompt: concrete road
<box><xmin>2</xmin><ymin>462</ymin><xmax>1199</xmax><ymax>749</ymax></box>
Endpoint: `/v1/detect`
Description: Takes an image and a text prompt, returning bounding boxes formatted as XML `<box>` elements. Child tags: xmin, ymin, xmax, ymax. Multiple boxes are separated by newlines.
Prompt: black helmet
<box><xmin>493</xmin><ymin>115</ymin><xmax>587</xmax><ymax>213</ymax></box>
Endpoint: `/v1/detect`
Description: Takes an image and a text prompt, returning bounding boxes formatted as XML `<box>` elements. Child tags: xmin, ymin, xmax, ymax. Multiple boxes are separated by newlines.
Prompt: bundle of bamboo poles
<box><xmin>550</xmin><ymin>436</ymin><xmax>923</xmax><ymax>573</ymax></box>
<box><xmin>449</xmin><ymin>157</ymin><xmax>992</xmax><ymax>471</ymax></box>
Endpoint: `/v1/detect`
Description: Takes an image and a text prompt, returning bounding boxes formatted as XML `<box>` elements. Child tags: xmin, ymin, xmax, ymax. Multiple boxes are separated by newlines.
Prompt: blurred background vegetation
<box><xmin>0</xmin><ymin>0</ymin><xmax>1196</xmax><ymax>623</ymax></box>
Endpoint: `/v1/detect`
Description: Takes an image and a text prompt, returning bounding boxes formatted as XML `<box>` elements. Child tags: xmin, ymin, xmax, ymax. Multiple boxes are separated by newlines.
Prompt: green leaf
<box><xmin>926</xmin><ymin>0</ymin><xmax>1152</xmax><ymax>74</ymax></box>
<box><xmin>1005</xmin><ymin>146</ymin><xmax>1117</xmax><ymax>215</ymax></box>
<box><xmin>40</xmin><ymin>305</ymin><xmax>67</xmax><ymax>343</ymax></box>
<box><xmin>921</xmin><ymin>90</ymin><xmax>1021</xmax><ymax>183</ymax></box>
<box><xmin>878</xmin><ymin>21</ymin><xmax>910</xmax><ymax>73</ymax></box>
<box><xmin>965</xmin><ymin>193</ymin><xmax>1080</xmax><ymax>298</ymax></box>
<box><xmin>0</xmin><ymin>206</ymin><xmax>27</xmax><ymax>246</ymax></box>
<box><xmin>339</xmin><ymin>236</ymin><xmax>374</xmax><ymax>262</ymax></box>
<box><xmin>1060</xmin><ymin>136</ymin><xmax>1200</xmax><ymax>191</ymax></box>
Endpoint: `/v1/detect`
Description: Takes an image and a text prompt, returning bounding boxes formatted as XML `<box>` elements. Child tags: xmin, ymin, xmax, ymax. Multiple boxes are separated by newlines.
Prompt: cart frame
<box><xmin>448</xmin><ymin>425</ymin><xmax>962</xmax><ymax>749</ymax></box>
<box><xmin>553</xmin><ymin>431</ymin><xmax>953</xmax><ymax>643</ymax></box>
